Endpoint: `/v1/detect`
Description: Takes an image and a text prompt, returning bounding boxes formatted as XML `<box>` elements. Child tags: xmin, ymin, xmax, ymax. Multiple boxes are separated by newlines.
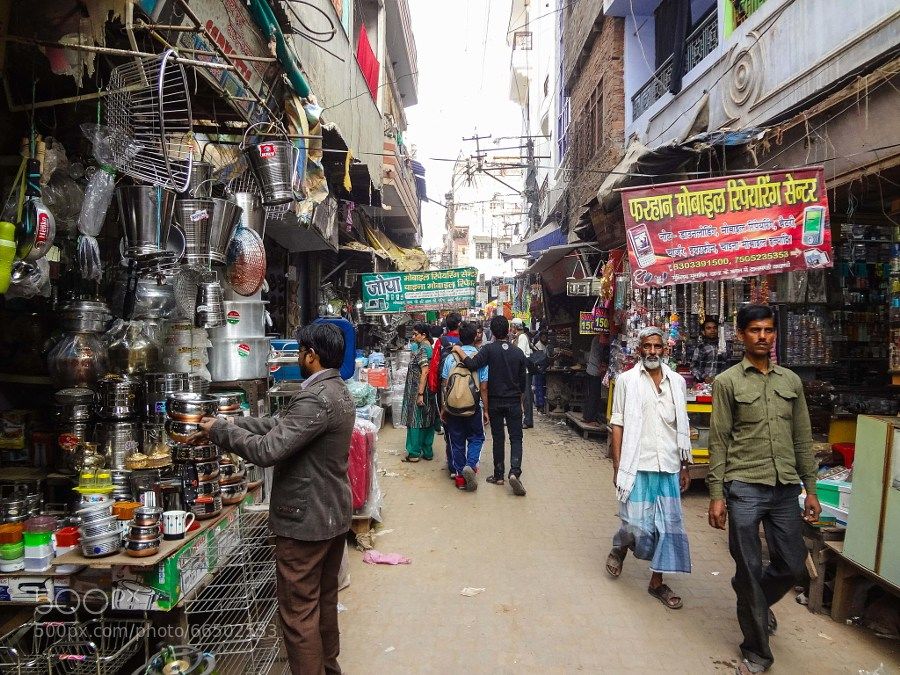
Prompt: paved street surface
<box><xmin>338</xmin><ymin>414</ymin><xmax>899</xmax><ymax>674</ymax></box>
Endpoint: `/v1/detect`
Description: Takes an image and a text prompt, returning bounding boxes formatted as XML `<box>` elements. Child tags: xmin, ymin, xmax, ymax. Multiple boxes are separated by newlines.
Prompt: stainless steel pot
<box><xmin>208</xmin><ymin>301</ymin><xmax>266</xmax><ymax>339</ymax></box>
<box><xmin>110</xmin><ymin>275</ymin><xmax>176</xmax><ymax>319</ymax></box>
<box><xmin>145</xmin><ymin>372</ymin><xmax>188</xmax><ymax>422</ymax></box>
<box><xmin>54</xmin><ymin>388</ymin><xmax>95</xmax><ymax>422</ymax></box>
<box><xmin>59</xmin><ymin>300</ymin><xmax>112</xmax><ymax>333</ymax></box>
<box><xmin>95</xmin><ymin>421</ymin><xmax>141</xmax><ymax>469</ymax></box>
<box><xmin>166</xmin><ymin>392</ymin><xmax>218</xmax><ymax>422</ymax></box>
<box><xmin>95</xmin><ymin>375</ymin><xmax>141</xmax><ymax>419</ymax></box>
<box><xmin>117</xmin><ymin>185</ymin><xmax>176</xmax><ymax>256</ymax></box>
<box><xmin>208</xmin><ymin>337</ymin><xmax>270</xmax><ymax>381</ymax></box>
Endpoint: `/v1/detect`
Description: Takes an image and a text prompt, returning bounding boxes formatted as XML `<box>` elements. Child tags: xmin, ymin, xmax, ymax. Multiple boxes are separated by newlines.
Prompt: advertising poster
<box><xmin>621</xmin><ymin>168</ymin><xmax>832</xmax><ymax>288</ymax></box>
<box><xmin>361</xmin><ymin>268</ymin><xmax>478</xmax><ymax>314</ymax></box>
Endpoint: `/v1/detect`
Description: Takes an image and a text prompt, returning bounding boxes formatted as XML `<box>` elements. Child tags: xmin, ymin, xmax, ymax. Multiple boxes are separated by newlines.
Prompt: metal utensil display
<box><xmin>174</xmin><ymin>198</ymin><xmax>213</xmax><ymax>265</ymax></box>
<box><xmin>117</xmin><ymin>185</ymin><xmax>176</xmax><ymax>256</ymax></box>
<box><xmin>240</xmin><ymin>121</ymin><xmax>297</xmax><ymax>206</ymax></box>
<box><xmin>106</xmin><ymin>49</ymin><xmax>193</xmax><ymax>191</ymax></box>
<box><xmin>173</xmin><ymin>266</ymin><xmax>213</xmax><ymax>318</ymax></box>
<box><xmin>224</xmin><ymin>227</ymin><xmax>266</xmax><ymax>297</ymax></box>
<box><xmin>206</xmin><ymin>198</ymin><xmax>243</xmax><ymax>264</ymax></box>
<box><xmin>194</xmin><ymin>281</ymin><xmax>225</xmax><ymax>328</ymax></box>
<box><xmin>233</xmin><ymin>191</ymin><xmax>265</xmax><ymax>237</ymax></box>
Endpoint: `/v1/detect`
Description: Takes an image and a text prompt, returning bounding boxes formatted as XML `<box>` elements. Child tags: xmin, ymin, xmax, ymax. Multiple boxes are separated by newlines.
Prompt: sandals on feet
<box><xmin>648</xmin><ymin>583</ymin><xmax>683</xmax><ymax>609</ymax></box>
<box><xmin>486</xmin><ymin>475</ymin><xmax>505</xmax><ymax>485</ymax></box>
<box><xmin>402</xmin><ymin>456</ymin><xmax>420</xmax><ymax>463</ymax></box>
<box><xmin>735</xmin><ymin>659</ymin><xmax>767</xmax><ymax>674</ymax></box>
<box><xmin>605</xmin><ymin>548</ymin><xmax>626</xmax><ymax>578</ymax></box>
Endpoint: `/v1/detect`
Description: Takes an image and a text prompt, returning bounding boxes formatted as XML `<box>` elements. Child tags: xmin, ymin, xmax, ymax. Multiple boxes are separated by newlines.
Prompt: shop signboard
<box><xmin>621</xmin><ymin>167</ymin><xmax>832</xmax><ymax>288</ymax></box>
<box><xmin>361</xmin><ymin>267</ymin><xmax>478</xmax><ymax>314</ymax></box>
<box><xmin>579</xmin><ymin>308</ymin><xmax>610</xmax><ymax>335</ymax></box>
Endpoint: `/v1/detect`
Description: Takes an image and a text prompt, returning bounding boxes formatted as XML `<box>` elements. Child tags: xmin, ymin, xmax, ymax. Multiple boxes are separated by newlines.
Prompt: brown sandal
<box><xmin>648</xmin><ymin>583</ymin><xmax>683</xmax><ymax>609</ymax></box>
<box><xmin>605</xmin><ymin>548</ymin><xmax>626</xmax><ymax>577</ymax></box>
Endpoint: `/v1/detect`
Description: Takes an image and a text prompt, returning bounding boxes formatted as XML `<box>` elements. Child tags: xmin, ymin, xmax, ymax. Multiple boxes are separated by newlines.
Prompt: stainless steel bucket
<box><xmin>185</xmin><ymin>162</ymin><xmax>215</xmax><ymax>198</ymax></box>
<box><xmin>233</xmin><ymin>192</ymin><xmax>265</xmax><ymax>237</ymax></box>
<box><xmin>117</xmin><ymin>186</ymin><xmax>176</xmax><ymax>256</ymax></box>
<box><xmin>174</xmin><ymin>198</ymin><xmax>213</xmax><ymax>264</ymax></box>
<box><xmin>207</xmin><ymin>198</ymin><xmax>243</xmax><ymax>264</ymax></box>
<box><xmin>243</xmin><ymin>140</ymin><xmax>295</xmax><ymax>206</ymax></box>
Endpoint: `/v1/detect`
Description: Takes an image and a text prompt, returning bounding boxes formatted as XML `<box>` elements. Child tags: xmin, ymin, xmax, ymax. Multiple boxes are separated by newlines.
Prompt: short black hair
<box><xmin>295</xmin><ymin>323</ymin><xmax>344</xmax><ymax>368</ymax></box>
<box><xmin>430</xmin><ymin>325</ymin><xmax>442</xmax><ymax>338</ymax></box>
<box><xmin>702</xmin><ymin>317</ymin><xmax>719</xmax><ymax>328</ymax></box>
<box><xmin>458</xmin><ymin>321</ymin><xmax>477</xmax><ymax>346</ymax></box>
<box><xmin>412</xmin><ymin>322</ymin><xmax>430</xmax><ymax>338</ymax></box>
<box><xmin>490</xmin><ymin>315</ymin><xmax>509</xmax><ymax>339</ymax></box>
<box><xmin>736</xmin><ymin>304</ymin><xmax>774</xmax><ymax>331</ymax></box>
<box><xmin>446</xmin><ymin>312</ymin><xmax>462</xmax><ymax>331</ymax></box>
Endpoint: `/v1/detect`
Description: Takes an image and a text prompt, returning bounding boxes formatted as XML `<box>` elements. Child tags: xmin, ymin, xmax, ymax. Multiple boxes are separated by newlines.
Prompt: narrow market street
<box><xmin>338</xmin><ymin>416</ymin><xmax>899</xmax><ymax>674</ymax></box>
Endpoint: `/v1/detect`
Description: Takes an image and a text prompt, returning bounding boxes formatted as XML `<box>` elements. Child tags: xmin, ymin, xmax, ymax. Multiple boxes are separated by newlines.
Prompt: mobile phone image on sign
<box><xmin>627</xmin><ymin>224</ymin><xmax>656</xmax><ymax>268</ymax></box>
<box><xmin>801</xmin><ymin>205</ymin><xmax>826</xmax><ymax>246</ymax></box>
<box><xmin>803</xmin><ymin>249</ymin><xmax>829</xmax><ymax>268</ymax></box>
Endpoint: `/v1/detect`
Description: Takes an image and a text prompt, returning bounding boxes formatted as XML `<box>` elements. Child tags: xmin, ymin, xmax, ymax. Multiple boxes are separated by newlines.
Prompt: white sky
<box><xmin>405</xmin><ymin>0</ymin><xmax>528</xmax><ymax>250</ymax></box>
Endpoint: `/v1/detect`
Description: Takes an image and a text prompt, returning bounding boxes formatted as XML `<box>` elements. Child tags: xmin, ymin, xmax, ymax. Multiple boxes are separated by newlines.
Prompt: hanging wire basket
<box><xmin>106</xmin><ymin>49</ymin><xmax>193</xmax><ymax>192</ymax></box>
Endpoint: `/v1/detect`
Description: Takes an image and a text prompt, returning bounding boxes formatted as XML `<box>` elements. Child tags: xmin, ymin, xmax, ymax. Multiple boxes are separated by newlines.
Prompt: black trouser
<box><xmin>724</xmin><ymin>481</ymin><xmax>809</xmax><ymax>669</ymax></box>
<box><xmin>582</xmin><ymin>374</ymin><xmax>604</xmax><ymax>422</ymax></box>
<box><xmin>522</xmin><ymin>372</ymin><xmax>533</xmax><ymax>426</ymax></box>
<box><xmin>488</xmin><ymin>398</ymin><xmax>523</xmax><ymax>479</ymax></box>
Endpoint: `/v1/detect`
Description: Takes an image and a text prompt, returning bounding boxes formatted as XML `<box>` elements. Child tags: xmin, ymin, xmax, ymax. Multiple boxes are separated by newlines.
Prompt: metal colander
<box><xmin>173</xmin><ymin>265</ymin><xmax>215</xmax><ymax>318</ymax></box>
<box><xmin>225</xmin><ymin>227</ymin><xmax>266</xmax><ymax>296</ymax></box>
<box><xmin>106</xmin><ymin>49</ymin><xmax>193</xmax><ymax>192</ymax></box>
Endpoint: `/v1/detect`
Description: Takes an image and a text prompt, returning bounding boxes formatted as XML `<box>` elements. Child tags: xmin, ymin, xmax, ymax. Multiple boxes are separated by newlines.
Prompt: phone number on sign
<box><xmin>735</xmin><ymin>251</ymin><xmax>790</xmax><ymax>263</ymax></box>
<box><xmin>672</xmin><ymin>258</ymin><xmax>729</xmax><ymax>270</ymax></box>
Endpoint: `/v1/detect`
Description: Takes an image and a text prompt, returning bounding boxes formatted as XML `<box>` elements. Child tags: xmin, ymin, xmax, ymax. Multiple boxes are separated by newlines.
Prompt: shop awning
<box><xmin>596</xmin><ymin>129</ymin><xmax>763</xmax><ymax>211</ymax></box>
<box><xmin>526</xmin><ymin>242</ymin><xmax>598</xmax><ymax>275</ymax></box>
<box><xmin>501</xmin><ymin>222</ymin><xmax>566</xmax><ymax>260</ymax></box>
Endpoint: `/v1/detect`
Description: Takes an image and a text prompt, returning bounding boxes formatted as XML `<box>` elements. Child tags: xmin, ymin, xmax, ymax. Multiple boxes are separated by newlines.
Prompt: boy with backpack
<box><xmin>452</xmin><ymin>316</ymin><xmax>529</xmax><ymax>496</ymax></box>
<box><xmin>441</xmin><ymin>322</ymin><xmax>489</xmax><ymax>492</ymax></box>
<box><xmin>428</xmin><ymin>312</ymin><xmax>462</xmax><ymax>470</ymax></box>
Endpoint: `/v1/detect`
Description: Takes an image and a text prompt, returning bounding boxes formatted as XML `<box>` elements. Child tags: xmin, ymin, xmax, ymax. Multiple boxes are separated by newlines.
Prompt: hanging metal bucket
<box><xmin>117</xmin><ymin>186</ymin><xmax>176</xmax><ymax>257</ymax></box>
<box><xmin>233</xmin><ymin>191</ymin><xmax>265</xmax><ymax>238</ymax></box>
<box><xmin>184</xmin><ymin>162</ymin><xmax>215</xmax><ymax>198</ymax></box>
<box><xmin>207</xmin><ymin>198</ymin><xmax>243</xmax><ymax>264</ymax></box>
<box><xmin>241</xmin><ymin>122</ymin><xmax>297</xmax><ymax>206</ymax></box>
<box><xmin>174</xmin><ymin>198</ymin><xmax>213</xmax><ymax>264</ymax></box>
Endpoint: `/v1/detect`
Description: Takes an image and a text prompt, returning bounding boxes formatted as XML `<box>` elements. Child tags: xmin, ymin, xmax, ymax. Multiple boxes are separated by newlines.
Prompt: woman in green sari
<box><xmin>400</xmin><ymin>323</ymin><xmax>438</xmax><ymax>461</ymax></box>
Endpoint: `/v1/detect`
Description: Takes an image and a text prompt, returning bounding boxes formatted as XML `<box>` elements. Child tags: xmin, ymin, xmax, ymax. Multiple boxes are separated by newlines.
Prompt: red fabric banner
<box><xmin>620</xmin><ymin>167</ymin><xmax>832</xmax><ymax>288</ymax></box>
<box><xmin>356</xmin><ymin>24</ymin><xmax>380</xmax><ymax>99</ymax></box>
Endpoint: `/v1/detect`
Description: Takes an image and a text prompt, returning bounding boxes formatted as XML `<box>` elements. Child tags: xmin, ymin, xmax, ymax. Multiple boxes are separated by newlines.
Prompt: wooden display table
<box><xmin>825</xmin><ymin>540</ymin><xmax>900</xmax><ymax>622</ymax></box>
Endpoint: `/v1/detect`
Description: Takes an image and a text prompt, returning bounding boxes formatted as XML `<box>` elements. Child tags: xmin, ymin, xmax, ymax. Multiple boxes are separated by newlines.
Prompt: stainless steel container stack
<box><xmin>53</xmin><ymin>387</ymin><xmax>95</xmax><ymax>472</ymax></box>
<box><xmin>46</xmin><ymin>300</ymin><xmax>112</xmax><ymax>389</ymax></box>
<box><xmin>111</xmin><ymin>469</ymin><xmax>133</xmax><ymax>501</ymax></box>
<box><xmin>95</xmin><ymin>375</ymin><xmax>142</xmax><ymax>469</ymax></box>
<box><xmin>194</xmin><ymin>281</ymin><xmax>225</xmax><ymax>328</ymax></box>
<box><xmin>144</xmin><ymin>372</ymin><xmax>189</xmax><ymax>423</ymax></box>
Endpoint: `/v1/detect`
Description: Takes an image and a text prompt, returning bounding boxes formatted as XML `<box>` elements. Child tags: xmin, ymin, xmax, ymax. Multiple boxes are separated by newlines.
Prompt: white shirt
<box><xmin>516</xmin><ymin>333</ymin><xmax>532</xmax><ymax>357</ymax></box>
<box><xmin>609</xmin><ymin>364</ymin><xmax>681</xmax><ymax>473</ymax></box>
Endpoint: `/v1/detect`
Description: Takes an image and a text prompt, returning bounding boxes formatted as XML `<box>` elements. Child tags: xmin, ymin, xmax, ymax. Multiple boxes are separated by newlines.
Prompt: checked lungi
<box><xmin>613</xmin><ymin>471</ymin><xmax>692</xmax><ymax>574</ymax></box>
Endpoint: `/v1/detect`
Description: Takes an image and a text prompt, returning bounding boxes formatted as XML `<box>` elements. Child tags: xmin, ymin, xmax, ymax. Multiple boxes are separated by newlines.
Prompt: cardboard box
<box><xmin>0</xmin><ymin>575</ymin><xmax>54</xmax><ymax>603</ymax></box>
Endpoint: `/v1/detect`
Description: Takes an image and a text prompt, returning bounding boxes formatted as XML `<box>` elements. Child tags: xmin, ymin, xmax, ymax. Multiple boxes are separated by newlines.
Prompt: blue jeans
<box><xmin>725</xmin><ymin>481</ymin><xmax>808</xmax><ymax>669</ymax></box>
<box><xmin>533</xmin><ymin>372</ymin><xmax>546</xmax><ymax>408</ymax></box>
<box><xmin>445</xmin><ymin>411</ymin><xmax>485</xmax><ymax>475</ymax></box>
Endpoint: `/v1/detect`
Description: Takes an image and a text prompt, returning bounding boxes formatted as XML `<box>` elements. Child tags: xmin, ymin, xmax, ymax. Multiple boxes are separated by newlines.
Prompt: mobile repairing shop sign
<box><xmin>361</xmin><ymin>268</ymin><xmax>478</xmax><ymax>314</ymax></box>
<box><xmin>621</xmin><ymin>167</ymin><xmax>832</xmax><ymax>288</ymax></box>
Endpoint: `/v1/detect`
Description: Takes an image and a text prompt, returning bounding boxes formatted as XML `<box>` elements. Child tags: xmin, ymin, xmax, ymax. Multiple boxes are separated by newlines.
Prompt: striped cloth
<box><xmin>613</xmin><ymin>471</ymin><xmax>692</xmax><ymax>574</ymax></box>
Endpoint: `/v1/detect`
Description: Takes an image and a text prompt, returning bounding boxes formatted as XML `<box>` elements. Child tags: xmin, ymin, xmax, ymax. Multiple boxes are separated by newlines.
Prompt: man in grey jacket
<box><xmin>198</xmin><ymin>323</ymin><xmax>355</xmax><ymax>675</ymax></box>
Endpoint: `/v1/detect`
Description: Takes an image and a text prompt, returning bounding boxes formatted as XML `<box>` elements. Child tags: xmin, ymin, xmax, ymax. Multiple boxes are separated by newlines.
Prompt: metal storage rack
<box><xmin>183</xmin><ymin>509</ymin><xmax>282</xmax><ymax>674</ymax></box>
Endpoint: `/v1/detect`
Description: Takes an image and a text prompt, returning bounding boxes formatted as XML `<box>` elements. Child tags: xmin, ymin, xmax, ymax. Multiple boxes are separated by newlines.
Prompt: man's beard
<box><xmin>300</xmin><ymin>361</ymin><xmax>313</xmax><ymax>379</ymax></box>
<box><xmin>642</xmin><ymin>355</ymin><xmax>661</xmax><ymax>370</ymax></box>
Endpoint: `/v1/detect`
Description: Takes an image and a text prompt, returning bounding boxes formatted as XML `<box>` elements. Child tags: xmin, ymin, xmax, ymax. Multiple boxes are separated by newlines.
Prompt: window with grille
<box><xmin>514</xmin><ymin>31</ymin><xmax>533</xmax><ymax>50</ymax></box>
<box><xmin>476</xmin><ymin>243</ymin><xmax>492</xmax><ymax>259</ymax></box>
<box><xmin>588</xmin><ymin>80</ymin><xmax>604</xmax><ymax>159</ymax></box>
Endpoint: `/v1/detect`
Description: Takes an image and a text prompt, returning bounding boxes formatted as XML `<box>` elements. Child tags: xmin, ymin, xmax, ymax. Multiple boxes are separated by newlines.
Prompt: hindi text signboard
<box><xmin>361</xmin><ymin>268</ymin><xmax>478</xmax><ymax>314</ymax></box>
<box><xmin>621</xmin><ymin>167</ymin><xmax>832</xmax><ymax>288</ymax></box>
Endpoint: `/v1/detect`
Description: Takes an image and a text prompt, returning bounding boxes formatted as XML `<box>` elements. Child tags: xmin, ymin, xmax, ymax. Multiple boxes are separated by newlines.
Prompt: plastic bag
<box><xmin>350</xmin><ymin>419</ymin><xmax>383</xmax><ymax>521</ymax></box>
<box><xmin>77</xmin><ymin>235</ymin><xmax>103</xmax><ymax>281</ymax></box>
<box><xmin>6</xmin><ymin>258</ymin><xmax>51</xmax><ymax>299</ymax></box>
<box><xmin>346</xmin><ymin>380</ymin><xmax>377</xmax><ymax>408</ymax></box>
<box><xmin>77</xmin><ymin>169</ymin><xmax>114</xmax><ymax>237</ymax></box>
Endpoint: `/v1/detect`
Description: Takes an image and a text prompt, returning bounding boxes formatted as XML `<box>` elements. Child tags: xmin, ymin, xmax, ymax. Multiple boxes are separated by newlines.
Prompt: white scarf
<box><xmin>616</xmin><ymin>362</ymin><xmax>691</xmax><ymax>502</ymax></box>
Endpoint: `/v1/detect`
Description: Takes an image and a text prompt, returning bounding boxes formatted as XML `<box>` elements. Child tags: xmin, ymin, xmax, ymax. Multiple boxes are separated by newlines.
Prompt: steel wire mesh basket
<box><xmin>225</xmin><ymin>227</ymin><xmax>267</xmax><ymax>296</ymax></box>
<box><xmin>47</xmin><ymin>618</ymin><xmax>149</xmax><ymax>675</ymax></box>
<box><xmin>0</xmin><ymin>620</ymin><xmax>81</xmax><ymax>675</ymax></box>
<box><xmin>183</xmin><ymin>509</ymin><xmax>282</xmax><ymax>673</ymax></box>
<box><xmin>106</xmin><ymin>49</ymin><xmax>193</xmax><ymax>192</ymax></box>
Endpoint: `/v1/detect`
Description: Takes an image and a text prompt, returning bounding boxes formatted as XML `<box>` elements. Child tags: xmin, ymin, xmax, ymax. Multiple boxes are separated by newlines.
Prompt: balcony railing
<box><xmin>631</xmin><ymin>10</ymin><xmax>719</xmax><ymax>121</ymax></box>
<box><xmin>734</xmin><ymin>0</ymin><xmax>767</xmax><ymax>28</ymax></box>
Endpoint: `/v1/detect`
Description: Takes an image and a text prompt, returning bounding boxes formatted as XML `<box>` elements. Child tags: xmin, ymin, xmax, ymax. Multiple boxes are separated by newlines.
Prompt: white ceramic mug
<box><xmin>162</xmin><ymin>510</ymin><xmax>196</xmax><ymax>540</ymax></box>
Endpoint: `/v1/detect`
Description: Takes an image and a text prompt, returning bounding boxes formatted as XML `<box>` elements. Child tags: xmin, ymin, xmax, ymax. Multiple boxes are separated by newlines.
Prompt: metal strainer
<box><xmin>173</xmin><ymin>265</ymin><xmax>215</xmax><ymax>318</ymax></box>
<box><xmin>225</xmin><ymin>227</ymin><xmax>266</xmax><ymax>296</ymax></box>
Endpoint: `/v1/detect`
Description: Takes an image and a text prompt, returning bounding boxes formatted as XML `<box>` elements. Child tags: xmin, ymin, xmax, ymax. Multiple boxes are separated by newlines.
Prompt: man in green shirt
<box><xmin>708</xmin><ymin>304</ymin><xmax>821</xmax><ymax>675</ymax></box>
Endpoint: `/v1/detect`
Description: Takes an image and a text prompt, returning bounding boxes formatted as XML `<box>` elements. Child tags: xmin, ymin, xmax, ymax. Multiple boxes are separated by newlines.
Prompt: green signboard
<box><xmin>361</xmin><ymin>268</ymin><xmax>478</xmax><ymax>314</ymax></box>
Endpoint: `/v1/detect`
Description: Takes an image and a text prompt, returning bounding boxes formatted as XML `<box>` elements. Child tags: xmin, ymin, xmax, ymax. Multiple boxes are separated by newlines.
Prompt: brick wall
<box><xmin>563</xmin><ymin>16</ymin><xmax>625</xmax><ymax>244</ymax></box>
